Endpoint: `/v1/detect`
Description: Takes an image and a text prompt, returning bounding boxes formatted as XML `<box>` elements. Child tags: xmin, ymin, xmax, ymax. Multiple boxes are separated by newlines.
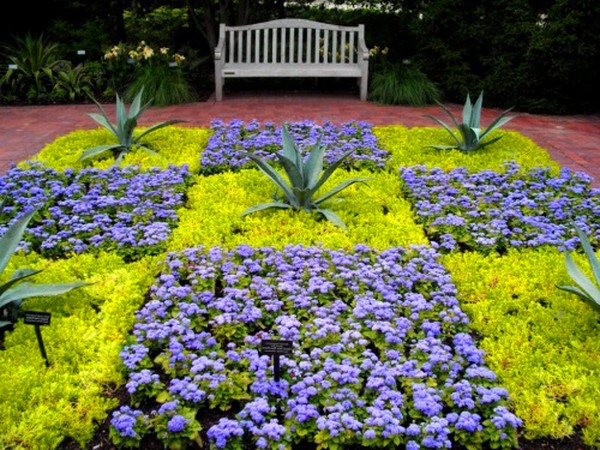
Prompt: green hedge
<box><xmin>26</xmin><ymin>127</ymin><xmax>211</xmax><ymax>173</ymax></box>
<box><xmin>0</xmin><ymin>252</ymin><xmax>159</xmax><ymax>448</ymax></box>
<box><xmin>443</xmin><ymin>248</ymin><xmax>600</xmax><ymax>447</ymax></box>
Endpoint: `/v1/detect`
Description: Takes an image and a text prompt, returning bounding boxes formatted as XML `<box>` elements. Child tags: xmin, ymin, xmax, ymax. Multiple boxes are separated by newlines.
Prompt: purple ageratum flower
<box><xmin>167</xmin><ymin>415</ymin><xmax>189</xmax><ymax>433</ymax></box>
<box><xmin>400</xmin><ymin>163</ymin><xmax>600</xmax><ymax>254</ymax></box>
<box><xmin>0</xmin><ymin>164</ymin><xmax>191</xmax><ymax>261</ymax></box>
<box><xmin>110</xmin><ymin>406</ymin><xmax>146</xmax><ymax>438</ymax></box>
<box><xmin>124</xmin><ymin>244</ymin><xmax>521</xmax><ymax>449</ymax></box>
<box><xmin>200</xmin><ymin>120</ymin><xmax>389</xmax><ymax>174</ymax></box>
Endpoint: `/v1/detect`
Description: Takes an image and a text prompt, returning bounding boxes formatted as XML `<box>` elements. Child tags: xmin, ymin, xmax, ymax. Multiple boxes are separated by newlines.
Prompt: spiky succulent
<box><xmin>241</xmin><ymin>125</ymin><xmax>369</xmax><ymax>229</ymax></box>
<box><xmin>556</xmin><ymin>226</ymin><xmax>600</xmax><ymax>313</ymax></box>
<box><xmin>425</xmin><ymin>91</ymin><xmax>515</xmax><ymax>152</ymax></box>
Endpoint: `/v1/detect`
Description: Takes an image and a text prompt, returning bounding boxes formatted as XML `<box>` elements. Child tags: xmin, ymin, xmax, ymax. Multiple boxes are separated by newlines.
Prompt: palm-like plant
<box><xmin>0</xmin><ymin>207</ymin><xmax>87</xmax><ymax>332</ymax></box>
<box><xmin>53</xmin><ymin>62</ymin><xmax>94</xmax><ymax>102</ymax></box>
<box><xmin>425</xmin><ymin>91</ymin><xmax>516</xmax><ymax>152</ymax></box>
<box><xmin>80</xmin><ymin>87</ymin><xmax>184</xmax><ymax>164</ymax></box>
<box><xmin>0</xmin><ymin>34</ymin><xmax>61</xmax><ymax>100</ymax></box>
<box><xmin>556</xmin><ymin>226</ymin><xmax>600</xmax><ymax>313</ymax></box>
<box><xmin>241</xmin><ymin>125</ymin><xmax>369</xmax><ymax>229</ymax></box>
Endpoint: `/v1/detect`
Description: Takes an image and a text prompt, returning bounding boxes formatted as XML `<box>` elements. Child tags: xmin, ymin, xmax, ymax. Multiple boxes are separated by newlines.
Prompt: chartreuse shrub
<box><xmin>0</xmin><ymin>251</ymin><xmax>158</xmax><ymax>448</ymax></box>
<box><xmin>25</xmin><ymin>126</ymin><xmax>211</xmax><ymax>172</ymax></box>
<box><xmin>170</xmin><ymin>169</ymin><xmax>427</xmax><ymax>251</ymax></box>
<box><xmin>443</xmin><ymin>248</ymin><xmax>600</xmax><ymax>447</ymax></box>
<box><xmin>375</xmin><ymin>126</ymin><xmax>558</xmax><ymax>173</ymax></box>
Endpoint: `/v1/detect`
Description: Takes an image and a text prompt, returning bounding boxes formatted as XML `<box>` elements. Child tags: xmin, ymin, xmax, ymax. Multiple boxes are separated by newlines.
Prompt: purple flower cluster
<box><xmin>201</xmin><ymin>119</ymin><xmax>389</xmax><ymax>173</ymax></box>
<box><xmin>117</xmin><ymin>244</ymin><xmax>521</xmax><ymax>448</ymax></box>
<box><xmin>0</xmin><ymin>164</ymin><xmax>191</xmax><ymax>260</ymax></box>
<box><xmin>400</xmin><ymin>162</ymin><xmax>600</xmax><ymax>253</ymax></box>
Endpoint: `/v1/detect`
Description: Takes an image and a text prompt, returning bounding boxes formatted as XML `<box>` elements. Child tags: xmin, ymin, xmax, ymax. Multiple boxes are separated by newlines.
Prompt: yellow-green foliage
<box><xmin>443</xmin><ymin>248</ymin><xmax>600</xmax><ymax>447</ymax></box>
<box><xmin>0</xmin><ymin>252</ymin><xmax>159</xmax><ymax>448</ymax></box>
<box><xmin>170</xmin><ymin>169</ymin><xmax>428</xmax><ymax>251</ymax></box>
<box><xmin>375</xmin><ymin>126</ymin><xmax>559</xmax><ymax>173</ymax></box>
<box><xmin>25</xmin><ymin>127</ymin><xmax>211</xmax><ymax>173</ymax></box>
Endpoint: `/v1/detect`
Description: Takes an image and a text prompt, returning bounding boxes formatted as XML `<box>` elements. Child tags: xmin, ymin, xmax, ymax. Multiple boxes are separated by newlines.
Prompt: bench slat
<box><xmin>349</xmin><ymin>32</ymin><xmax>355</xmax><ymax>64</ymax></box>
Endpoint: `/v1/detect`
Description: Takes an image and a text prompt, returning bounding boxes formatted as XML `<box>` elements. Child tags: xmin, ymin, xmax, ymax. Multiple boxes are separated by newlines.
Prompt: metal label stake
<box><xmin>261</xmin><ymin>339</ymin><xmax>293</xmax><ymax>422</ymax></box>
<box><xmin>23</xmin><ymin>311</ymin><xmax>51</xmax><ymax>368</ymax></box>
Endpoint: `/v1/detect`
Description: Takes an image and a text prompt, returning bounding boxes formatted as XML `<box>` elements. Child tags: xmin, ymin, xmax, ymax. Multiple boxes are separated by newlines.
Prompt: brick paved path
<box><xmin>1</xmin><ymin>92</ymin><xmax>599</xmax><ymax>185</ymax></box>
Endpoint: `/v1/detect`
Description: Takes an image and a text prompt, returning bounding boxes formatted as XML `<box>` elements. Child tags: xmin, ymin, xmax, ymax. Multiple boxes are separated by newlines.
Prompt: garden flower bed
<box><xmin>0</xmin><ymin>120</ymin><xmax>599</xmax><ymax>449</ymax></box>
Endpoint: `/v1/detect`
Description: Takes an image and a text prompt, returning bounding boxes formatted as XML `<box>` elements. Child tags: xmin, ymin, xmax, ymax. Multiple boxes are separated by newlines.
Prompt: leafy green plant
<box><xmin>425</xmin><ymin>91</ymin><xmax>516</xmax><ymax>152</ymax></box>
<box><xmin>80</xmin><ymin>87</ymin><xmax>184</xmax><ymax>164</ymax></box>
<box><xmin>370</xmin><ymin>62</ymin><xmax>440</xmax><ymax>106</ymax></box>
<box><xmin>241</xmin><ymin>125</ymin><xmax>369</xmax><ymax>229</ymax></box>
<box><xmin>0</xmin><ymin>34</ymin><xmax>61</xmax><ymax>101</ymax></box>
<box><xmin>52</xmin><ymin>62</ymin><xmax>94</xmax><ymax>102</ymax></box>
<box><xmin>556</xmin><ymin>226</ymin><xmax>600</xmax><ymax>313</ymax></box>
<box><xmin>0</xmin><ymin>207</ymin><xmax>87</xmax><ymax>333</ymax></box>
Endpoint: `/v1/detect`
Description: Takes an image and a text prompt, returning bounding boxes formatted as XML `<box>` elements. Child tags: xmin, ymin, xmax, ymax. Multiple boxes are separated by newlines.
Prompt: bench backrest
<box><xmin>218</xmin><ymin>18</ymin><xmax>367</xmax><ymax>65</ymax></box>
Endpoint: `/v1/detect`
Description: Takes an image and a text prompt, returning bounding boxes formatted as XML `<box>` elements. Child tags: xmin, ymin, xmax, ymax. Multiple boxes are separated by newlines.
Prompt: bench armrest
<box><xmin>214</xmin><ymin>24</ymin><xmax>225</xmax><ymax>60</ymax></box>
<box><xmin>357</xmin><ymin>24</ymin><xmax>370</xmax><ymax>60</ymax></box>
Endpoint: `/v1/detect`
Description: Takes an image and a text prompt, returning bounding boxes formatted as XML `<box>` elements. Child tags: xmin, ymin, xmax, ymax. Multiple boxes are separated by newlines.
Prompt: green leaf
<box><xmin>241</xmin><ymin>202</ymin><xmax>292</xmax><ymax>217</ymax></box>
<box><xmin>0</xmin><ymin>281</ymin><xmax>88</xmax><ymax>309</ymax></box>
<box><xmin>0</xmin><ymin>320</ymin><xmax>12</xmax><ymax>329</ymax></box>
<box><xmin>275</xmin><ymin>153</ymin><xmax>304</xmax><ymax>188</ymax></box>
<box><xmin>244</xmin><ymin>153</ymin><xmax>298</xmax><ymax>207</ymax></box>
<box><xmin>480</xmin><ymin>110</ymin><xmax>515</xmax><ymax>140</ymax></box>
<box><xmin>78</xmin><ymin>144</ymin><xmax>123</xmax><ymax>162</ymax></box>
<box><xmin>88</xmin><ymin>113</ymin><xmax>116</xmax><ymax>135</ymax></box>
<box><xmin>575</xmin><ymin>225</ymin><xmax>600</xmax><ymax>284</ymax></box>
<box><xmin>135</xmin><ymin>120</ymin><xmax>185</xmax><ymax>141</ymax></box>
<box><xmin>137</xmin><ymin>145</ymin><xmax>159</xmax><ymax>156</ymax></box>
<box><xmin>281</xmin><ymin>125</ymin><xmax>303</xmax><ymax>170</ymax></box>
<box><xmin>308</xmin><ymin>148</ymin><xmax>355</xmax><ymax>198</ymax></box>
<box><xmin>304</xmin><ymin>134</ymin><xmax>326</xmax><ymax>189</ymax></box>
<box><xmin>314</xmin><ymin>177</ymin><xmax>369</xmax><ymax>205</ymax></box>
<box><xmin>471</xmin><ymin>91</ymin><xmax>484</xmax><ymax>128</ymax></box>
<box><xmin>316</xmin><ymin>208</ymin><xmax>347</xmax><ymax>229</ymax></box>
<box><xmin>432</xmin><ymin>100</ymin><xmax>461</xmax><ymax>129</ymax></box>
<box><xmin>472</xmin><ymin>135</ymin><xmax>503</xmax><ymax>151</ymax></box>
<box><xmin>0</xmin><ymin>268</ymin><xmax>43</xmax><ymax>297</ymax></box>
<box><xmin>0</xmin><ymin>208</ymin><xmax>37</xmax><ymax>275</ymax></box>
<box><xmin>462</xmin><ymin>92</ymin><xmax>473</xmax><ymax>126</ymax></box>
<box><xmin>564</xmin><ymin>252</ymin><xmax>600</xmax><ymax>304</ymax></box>
<box><xmin>424</xmin><ymin>115</ymin><xmax>462</xmax><ymax>148</ymax></box>
<box><xmin>425</xmin><ymin>144</ymin><xmax>459</xmax><ymax>150</ymax></box>
<box><xmin>128</xmin><ymin>87</ymin><xmax>144</xmax><ymax>118</ymax></box>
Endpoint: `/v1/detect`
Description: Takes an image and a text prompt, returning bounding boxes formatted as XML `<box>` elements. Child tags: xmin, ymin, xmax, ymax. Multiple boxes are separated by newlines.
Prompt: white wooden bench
<box><xmin>214</xmin><ymin>18</ymin><xmax>370</xmax><ymax>101</ymax></box>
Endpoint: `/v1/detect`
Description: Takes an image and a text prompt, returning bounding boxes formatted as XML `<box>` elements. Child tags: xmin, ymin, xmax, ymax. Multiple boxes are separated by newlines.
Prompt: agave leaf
<box><xmin>575</xmin><ymin>226</ymin><xmax>600</xmax><ymax>284</ymax></box>
<box><xmin>136</xmin><ymin>120</ymin><xmax>185</xmax><ymax>141</ymax></box>
<box><xmin>0</xmin><ymin>209</ymin><xmax>37</xmax><ymax>274</ymax></box>
<box><xmin>309</xmin><ymin>149</ymin><xmax>356</xmax><ymax>197</ymax></box>
<box><xmin>275</xmin><ymin>153</ymin><xmax>304</xmax><ymax>189</ymax></box>
<box><xmin>425</xmin><ymin>145</ymin><xmax>460</xmax><ymax>151</ymax></box>
<box><xmin>281</xmin><ymin>125</ymin><xmax>303</xmax><ymax>171</ymax></box>
<box><xmin>78</xmin><ymin>144</ymin><xmax>122</xmax><ymax>162</ymax></box>
<box><xmin>244</xmin><ymin>153</ymin><xmax>298</xmax><ymax>207</ymax></box>
<box><xmin>316</xmin><ymin>208</ymin><xmax>347</xmax><ymax>229</ymax></box>
<box><xmin>241</xmin><ymin>203</ymin><xmax>293</xmax><ymax>217</ymax></box>
<box><xmin>304</xmin><ymin>135</ymin><xmax>326</xmax><ymax>189</ymax></box>
<box><xmin>115</xmin><ymin>93</ymin><xmax>127</xmax><ymax>138</ymax></box>
<box><xmin>471</xmin><ymin>91</ymin><xmax>484</xmax><ymax>128</ymax></box>
<box><xmin>557</xmin><ymin>284</ymin><xmax>600</xmax><ymax>313</ymax></box>
<box><xmin>128</xmin><ymin>87</ymin><xmax>144</xmax><ymax>118</ymax></box>
<box><xmin>88</xmin><ymin>113</ymin><xmax>117</xmax><ymax>135</ymax></box>
<box><xmin>432</xmin><ymin>100</ymin><xmax>461</xmax><ymax>129</ymax></box>
<box><xmin>479</xmin><ymin>110</ymin><xmax>515</xmax><ymax>140</ymax></box>
<box><xmin>0</xmin><ymin>281</ymin><xmax>88</xmax><ymax>309</ymax></box>
<box><xmin>564</xmin><ymin>252</ymin><xmax>600</xmax><ymax>303</ymax></box>
<box><xmin>314</xmin><ymin>178</ymin><xmax>370</xmax><ymax>206</ymax></box>
<box><xmin>457</xmin><ymin>125</ymin><xmax>479</xmax><ymax>151</ymax></box>
<box><xmin>472</xmin><ymin>135</ymin><xmax>504</xmax><ymax>151</ymax></box>
<box><xmin>291</xmin><ymin>186</ymin><xmax>312</xmax><ymax>207</ymax></box>
<box><xmin>0</xmin><ymin>268</ymin><xmax>43</xmax><ymax>297</ymax></box>
<box><xmin>0</xmin><ymin>320</ymin><xmax>11</xmax><ymax>329</ymax></box>
<box><xmin>424</xmin><ymin>115</ymin><xmax>462</xmax><ymax>148</ymax></box>
<box><xmin>462</xmin><ymin>93</ymin><xmax>473</xmax><ymax>126</ymax></box>
<box><xmin>88</xmin><ymin>96</ymin><xmax>117</xmax><ymax>133</ymax></box>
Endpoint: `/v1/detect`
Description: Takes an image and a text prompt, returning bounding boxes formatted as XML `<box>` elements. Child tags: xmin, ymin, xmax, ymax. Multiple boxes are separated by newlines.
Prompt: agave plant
<box><xmin>0</xmin><ymin>207</ymin><xmax>87</xmax><ymax>333</ymax></box>
<box><xmin>79</xmin><ymin>87</ymin><xmax>183</xmax><ymax>164</ymax></box>
<box><xmin>241</xmin><ymin>125</ymin><xmax>369</xmax><ymax>229</ymax></box>
<box><xmin>556</xmin><ymin>226</ymin><xmax>600</xmax><ymax>313</ymax></box>
<box><xmin>424</xmin><ymin>91</ymin><xmax>515</xmax><ymax>152</ymax></box>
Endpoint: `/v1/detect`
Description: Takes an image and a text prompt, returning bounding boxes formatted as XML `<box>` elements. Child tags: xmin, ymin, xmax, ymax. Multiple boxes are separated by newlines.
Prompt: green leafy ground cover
<box><xmin>0</xmin><ymin>124</ymin><xmax>599</xmax><ymax>448</ymax></box>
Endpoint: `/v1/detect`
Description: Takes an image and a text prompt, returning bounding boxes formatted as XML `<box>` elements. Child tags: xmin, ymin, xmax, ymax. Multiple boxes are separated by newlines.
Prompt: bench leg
<box><xmin>215</xmin><ymin>74</ymin><xmax>223</xmax><ymax>102</ymax></box>
<box><xmin>359</xmin><ymin>76</ymin><xmax>368</xmax><ymax>101</ymax></box>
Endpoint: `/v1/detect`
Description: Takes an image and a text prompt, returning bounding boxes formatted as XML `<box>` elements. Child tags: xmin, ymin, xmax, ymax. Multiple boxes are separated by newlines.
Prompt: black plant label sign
<box><xmin>261</xmin><ymin>339</ymin><xmax>293</xmax><ymax>355</ymax></box>
<box><xmin>23</xmin><ymin>311</ymin><xmax>51</xmax><ymax>326</ymax></box>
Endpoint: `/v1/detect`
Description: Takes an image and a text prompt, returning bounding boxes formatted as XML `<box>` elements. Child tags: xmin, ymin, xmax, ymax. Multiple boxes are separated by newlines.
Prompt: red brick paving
<box><xmin>1</xmin><ymin>92</ymin><xmax>599</xmax><ymax>186</ymax></box>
